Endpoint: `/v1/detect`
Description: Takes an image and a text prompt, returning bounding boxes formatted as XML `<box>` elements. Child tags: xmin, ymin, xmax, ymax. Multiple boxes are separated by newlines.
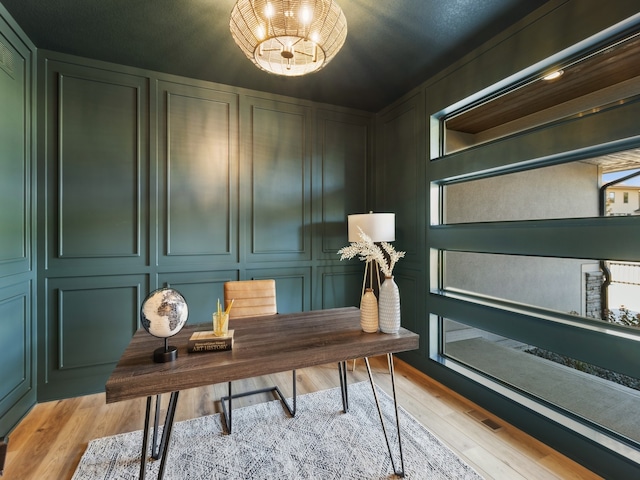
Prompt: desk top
<box><xmin>105</xmin><ymin>307</ymin><xmax>419</xmax><ymax>403</ymax></box>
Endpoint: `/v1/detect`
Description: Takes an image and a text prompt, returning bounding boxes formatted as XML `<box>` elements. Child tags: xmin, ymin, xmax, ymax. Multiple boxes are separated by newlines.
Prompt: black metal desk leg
<box><xmin>338</xmin><ymin>361</ymin><xmax>349</xmax><ymax>412</ymax></box>
<box><xmin>220</xmin><ymin>381</ymin><xmax>233</xmax><ymax>434</ymax></box>
<box><xmin>364</xmin><ymin>354</ymin><xmax>405</xmax><ymax>477</ymax></box>
<box><xmin>292</xmin><ymin>369</ymin><xmax>297</xmax><ymax>414</ymax></box>
<box><xmin>228</xmin><ymin>381</ymin><xmax>232</xmax><ymax>433</ymax></box>
<box><xmin>140</xmin><ymin>391</ymin><xmax>180</xmax><ymax>480</ymax></box>
<box><xmin>140</xmin><ymin>396</ymin><xmax>152</xmax><ymax>480</ymax></box>
<box><xmin>151</xmin><ymin>395</ymin><xmax>161</xmax><ymax>459</ymax></box>
<box><xmin>156</xmin><ymin>392</ymin><xmax>179</xmax><ymax>480</ymax></box>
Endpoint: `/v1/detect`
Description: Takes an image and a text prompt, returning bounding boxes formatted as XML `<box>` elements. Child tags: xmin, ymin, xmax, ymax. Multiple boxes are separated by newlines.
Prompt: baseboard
<box><xmin>0</xmin><ymin>436</ymin><xmax>7</xmax><ymax>476</ymax></box>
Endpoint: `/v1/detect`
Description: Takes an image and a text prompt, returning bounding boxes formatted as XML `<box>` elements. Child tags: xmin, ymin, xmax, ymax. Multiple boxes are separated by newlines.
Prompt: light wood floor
<box><xmin>3</xmin><ymin>356</ymin><xmax>601</xmax><ymax>480</ymax></box>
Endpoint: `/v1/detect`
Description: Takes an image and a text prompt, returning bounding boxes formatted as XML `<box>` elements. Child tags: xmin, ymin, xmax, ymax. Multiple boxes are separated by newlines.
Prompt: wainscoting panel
<box><xmin>0</xmin><ymin>9</ymin><xmax>36</xmax><ymax>443</ymax></box>
<box><xmin>0</xmin><ymin>27</ymin><xmax>29</xmax><ymax>277</ymax></box>
<box><xmin>40</xmin><ymin>274</ymin><xmax>148</xmax><ymax>400</ymax></box>
<box><xmin>243</xmin><ymin>97</ymin><xmax>312</xmax><ymax>262</ymax></box>
<box><xmin>316</xmin><ymin>109</ymin><xmax>371</xmax><ymax>259</ymax></box>
<box><xmin>246</xmin><ymin>267</ymin><xmax>312</xmax><ymax>314</ymax></box>
<box><xmin>377</xmin><ymin>93</ymin><xmax>424</xmax><ymax>263</ymax></box>
<box><xmin>157</xmin><ymin>268</ymin><xmax>311</xmax><ymax>326</ymax></box>
<box><xmin>44</xmin><ymin>61</ymin><xmax>149</xmax><ymax>270</ymax></box>
<box><xmin>0</xmin><ymin>292</ymin><xmax>28</xmax><ymax>397</ymax></box>
<box><xmin>0</xmin><ymin>281</ymin><xmax>33</xmax><ymax>432</ymax></box>
<box><xmin>35</xmin><ymin>52</ymin><xmax>375</xmax><ymax>401</ymax></box>
<box><xmin>157</xmin><ymin>81</ymin><xmax>238</xmax><ymax>266</ymax></box>
<box><xmin>159</xmin><ymin>270</ymin><xmax>238</xmax><ymax>327</ymax></box>
<box><xmin>376</xmin><ymin>92</ymin><xmax>426</xmax><ymax>356</ymax></box>
<box><xmin>317</xmin><ymin>266</ymin><xmax>363</xmax><ymax>311</ymax></box>
<box><xmin>393</xmin><ymin>269</ymin><xmax>423</xmax><ymax>341</ymax></box>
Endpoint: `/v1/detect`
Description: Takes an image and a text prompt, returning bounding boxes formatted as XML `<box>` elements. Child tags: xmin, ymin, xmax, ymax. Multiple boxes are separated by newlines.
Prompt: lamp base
<box><xmin>153</xmin><ymin>345</ymin><xmax>178</xmax><ymax>363</ymax></box>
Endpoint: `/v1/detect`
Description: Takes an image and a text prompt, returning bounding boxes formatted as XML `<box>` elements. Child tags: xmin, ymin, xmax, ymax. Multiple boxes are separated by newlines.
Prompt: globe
<box><xmin>140</xmin><ymin>288</ymin><xmax>189</xmax><ymax>339</ymax></box>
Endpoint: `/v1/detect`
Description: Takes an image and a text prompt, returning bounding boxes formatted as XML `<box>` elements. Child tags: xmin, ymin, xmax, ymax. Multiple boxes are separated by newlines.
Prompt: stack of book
<box><xmin>187</xmin><ymin>330</ymin><xmax>234</xmax><ymax>353</ymax></box>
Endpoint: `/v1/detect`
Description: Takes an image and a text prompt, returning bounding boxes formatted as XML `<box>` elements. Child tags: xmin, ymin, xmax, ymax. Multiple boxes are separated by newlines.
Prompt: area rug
<box><xmin>72</xmin><ymin>382</ymin><xmax>482</xmax><ymax>479</ymax></box>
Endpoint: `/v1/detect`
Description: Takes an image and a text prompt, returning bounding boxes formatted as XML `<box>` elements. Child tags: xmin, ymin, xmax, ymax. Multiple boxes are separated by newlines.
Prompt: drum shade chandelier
<box><xmin>229</xmin><ymin>0</ymin><xmax>348</xmax><ymax>77</ymax></box>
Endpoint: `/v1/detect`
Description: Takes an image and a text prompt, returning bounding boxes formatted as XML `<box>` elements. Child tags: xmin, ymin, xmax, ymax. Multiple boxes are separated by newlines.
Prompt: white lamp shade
<box><xmin>348</xmin><ymin>213</ymin><xmax>395</xmax><ymax>242</ymax></box>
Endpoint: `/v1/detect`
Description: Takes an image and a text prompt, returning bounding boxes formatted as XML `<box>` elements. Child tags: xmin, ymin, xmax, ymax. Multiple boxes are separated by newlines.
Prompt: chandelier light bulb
<box><xmin>265</xmin><ymin>3</ymin><xmax>274</xmax><ymax>18</ymax></box>
<box><xmin>300</xmin><ymin>6</ymin><xmax>312</xmax><ymax>24</ymax></box>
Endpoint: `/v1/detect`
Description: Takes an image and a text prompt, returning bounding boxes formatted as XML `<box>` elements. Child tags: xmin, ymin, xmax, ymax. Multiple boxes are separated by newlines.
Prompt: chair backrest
<box><xmin>224</xmin><ymin>279</ymin><xmax>277</xmax><ymax>319</ymax></box>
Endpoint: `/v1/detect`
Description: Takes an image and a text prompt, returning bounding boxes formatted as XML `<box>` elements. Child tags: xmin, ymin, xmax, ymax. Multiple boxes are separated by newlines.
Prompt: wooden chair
<box><xmin>219</xmin><ymin>279</ymin><xmax>296</xmax><ymax>433</ymax></box>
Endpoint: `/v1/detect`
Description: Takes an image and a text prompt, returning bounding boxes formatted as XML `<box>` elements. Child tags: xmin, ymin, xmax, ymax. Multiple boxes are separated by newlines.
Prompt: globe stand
<box><xmin>153</xmin><ymin>338</ymin><xmax>178</xmax><ymax>363</ymax></box>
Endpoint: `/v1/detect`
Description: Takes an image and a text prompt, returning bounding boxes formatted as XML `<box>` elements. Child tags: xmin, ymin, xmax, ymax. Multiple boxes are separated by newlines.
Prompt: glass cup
<box><xmin>213</xmin><ymin>312</ymin><xmax>229</xmax><ymax>337</ymax></box>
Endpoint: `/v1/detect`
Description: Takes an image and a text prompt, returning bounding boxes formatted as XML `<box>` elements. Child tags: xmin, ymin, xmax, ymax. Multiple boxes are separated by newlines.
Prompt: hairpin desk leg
<box><xmin>140</xmin><ymin>397</ymin><xmax>152</xmax><ymax>480</ymax></box>
<box><xmin>364</xmin><ymin>354</ymin><xmax>405</xmax><ymax>477</ymax></box>
<box><xmin>338</xmin><ymin>360</ymin><xmax>349</xmax><ymax>412</ymax></box>
<box><xmin>220</xmin><ymin>381</ymin><xmax>233</xmax><ymax>434</ymax></box>
<box><xmin>140</xmin><ymin>391</ymin><xmax>180</xmax><ymax>480</ymax></box>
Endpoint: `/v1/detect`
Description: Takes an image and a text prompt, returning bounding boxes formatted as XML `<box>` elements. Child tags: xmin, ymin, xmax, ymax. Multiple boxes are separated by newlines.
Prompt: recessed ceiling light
<box><xmin>543</xmin><ymin>70</ymin><xmax>564</xmax><ymax>81</ymax></box>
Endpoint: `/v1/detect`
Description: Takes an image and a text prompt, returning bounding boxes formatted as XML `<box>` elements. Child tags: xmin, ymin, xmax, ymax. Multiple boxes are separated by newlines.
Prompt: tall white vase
<box><xmin>378</xmin><ymin>276</ymin><xmax>400</xmax><ymax>333</ymax></box>
<box><xmin>360</xmin><ymin>288</ymin><xmax>379</xmax><ymax>333</ymax></box>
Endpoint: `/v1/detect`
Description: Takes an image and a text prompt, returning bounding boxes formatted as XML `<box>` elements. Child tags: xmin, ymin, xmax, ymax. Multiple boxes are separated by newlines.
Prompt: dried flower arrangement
<box><xmin>337</xmin><ymin>227</ymin><xmax>405</xmax><ymax>277</ymax></box>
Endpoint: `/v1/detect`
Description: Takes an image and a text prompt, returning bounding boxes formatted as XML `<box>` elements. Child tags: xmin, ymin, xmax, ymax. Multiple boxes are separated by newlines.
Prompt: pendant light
<box><xmin>229</xmin><ymin>0</ymin><xmax>348</xmax><ymax>77</ymax></box>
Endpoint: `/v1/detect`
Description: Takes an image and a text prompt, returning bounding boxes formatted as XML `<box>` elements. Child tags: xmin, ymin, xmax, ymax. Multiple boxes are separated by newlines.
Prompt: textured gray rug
<box><xmin>72</xmin><ymin>382</ymin><xmax>482</xmax><ymax>479</ymax></box>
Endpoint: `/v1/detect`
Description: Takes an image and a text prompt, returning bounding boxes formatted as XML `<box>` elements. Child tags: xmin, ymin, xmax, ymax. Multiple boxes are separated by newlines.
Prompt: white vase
<box><xmin>378</xmin><ymin>276</ymin><xmax>400</xmax><ymax>333</ymax></box>
<box><xmin>360</xmin><ymin>288</ymin><xmax>379</xmax><ymax>333</ymax></box>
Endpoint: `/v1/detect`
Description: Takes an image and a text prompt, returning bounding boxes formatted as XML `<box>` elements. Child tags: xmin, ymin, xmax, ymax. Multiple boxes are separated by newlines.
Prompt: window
<box><xmin>443</xmin><ymin>318</ymin><xmax>640</xmax><ymax>447</ymax></box>
<box><xmin>443</xmin><ymin>151</ymin><xmax>640</xmax><ymax>320</ymax></box>
<box><xmin>430</xmin><ymin>29</ymin><xmax>640</xmax><ymax>462</ymax></box>
<box><xmin>441</xmin><ymin>33</ymin><xmax>640</xmax><ymax>155</ymax></box>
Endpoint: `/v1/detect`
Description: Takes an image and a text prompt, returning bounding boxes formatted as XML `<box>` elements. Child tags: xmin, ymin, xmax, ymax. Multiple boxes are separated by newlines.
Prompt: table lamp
<box><xmin>347</xmin><ymin>212</ymin><xmax>395</xmax><ymax>297</ymax></box>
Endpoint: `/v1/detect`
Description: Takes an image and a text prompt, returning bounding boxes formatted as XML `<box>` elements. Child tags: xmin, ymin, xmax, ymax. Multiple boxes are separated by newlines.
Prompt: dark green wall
<box><xmin>375</xmin><ymin>1</ymin><xmax>640</xmax><ymax>477</ymax></box>
<box><xmin>375</xmin><ymin>92</ymin><xmax>428</xmax><ymax>349</ymax></box>
<box><xmin>35</xmin><ymin>52</ymin><xmax>373</xmax><ymax>401</ymax></box>
<box><xmin>0</xmin><ymin>5</ymin><xmax>36</xmax><ymax>441</ymax></box>
<box><xmin>3</xmin><ymin>0</ymin><xmax>640</xmax><ymax>476</ymax></box>
<box><xmin>0</xmin><ymin>0</ymin><xmax>374</xmax><ymax>431</ymax></box>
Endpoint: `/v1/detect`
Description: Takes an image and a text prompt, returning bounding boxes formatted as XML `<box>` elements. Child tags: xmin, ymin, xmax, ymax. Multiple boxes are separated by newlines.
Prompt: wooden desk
<box><xmin>106</xmin><ymin>307</ymin><xmax>419</xmax><ymax>479</ymax></box>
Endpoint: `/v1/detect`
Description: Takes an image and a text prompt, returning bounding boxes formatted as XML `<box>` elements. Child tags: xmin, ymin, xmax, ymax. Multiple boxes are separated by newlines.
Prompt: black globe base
<box><xmin>153</xmin><ymin>345</ymin><xmax>178</xmax><ymax>363</ymax></box>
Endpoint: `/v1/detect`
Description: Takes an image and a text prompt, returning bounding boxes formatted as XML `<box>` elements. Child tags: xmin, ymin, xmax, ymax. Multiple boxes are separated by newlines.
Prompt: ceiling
<box><xmin>443</xmin><ymin>31</ymin><xmax>640</xmax><ymax>174</ymax></box>
<box><xmin>447</xmin><ymin>34</ymin><xmax>640</xmax><ymax>134</ymax></box>
<box><xmin>0</xmin><ymin>0</ymin><xmax>549</xmax><ymax>112</ymax></box>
